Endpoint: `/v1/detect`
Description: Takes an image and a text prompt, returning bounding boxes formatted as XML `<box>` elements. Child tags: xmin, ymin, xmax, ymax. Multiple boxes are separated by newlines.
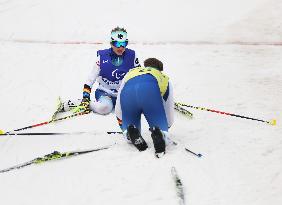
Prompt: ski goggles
<box><xmin>111</xmin><ymin>40</ymin><xmax>128</xmax><ymax>48</ymax></box>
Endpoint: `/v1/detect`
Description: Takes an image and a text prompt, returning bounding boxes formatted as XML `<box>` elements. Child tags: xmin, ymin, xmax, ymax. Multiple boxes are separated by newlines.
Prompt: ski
<box><xmin>171</xmin><ymin>166</ymin><xmax>185</xmax><ymax>205</ymax></box>
<box><xmin>51</xmin><ymin>96</ymin><xmax>64</xmax><ymax>121</ymax></box>
<box><xmin>0</xmin><ymin>144</ymin><xmax>114</xmax><ymax>173</ymax></box>
<box><xmin>174</xmin><ymin>103</ymin><xmax>193</xmax><ymax>118</ymax></box>
<box><xmin>0</xmin><ymin>131</ymin><xmax>123</xmax><ymax>136</ymax></box>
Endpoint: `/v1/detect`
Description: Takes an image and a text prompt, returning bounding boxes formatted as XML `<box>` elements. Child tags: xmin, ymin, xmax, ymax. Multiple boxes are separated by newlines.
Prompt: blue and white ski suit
<box><xmin>84</xmin><ymin>48</ymin><xmax>140</xmax><ymax>114</ymax></box>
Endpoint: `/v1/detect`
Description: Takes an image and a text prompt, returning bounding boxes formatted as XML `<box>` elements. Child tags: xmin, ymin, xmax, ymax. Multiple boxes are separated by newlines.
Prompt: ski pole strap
<box><xmin>176</xmin><ymin>102</ymin><xmax>276</xmax><ymax>126</ymax></box>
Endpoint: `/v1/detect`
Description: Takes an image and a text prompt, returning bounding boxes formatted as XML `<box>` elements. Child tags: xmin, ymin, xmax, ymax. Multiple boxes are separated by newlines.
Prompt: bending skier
<box><xmin>115</xmin><ymin>58</ymin><xmax>174</xmax><ymax>157</ymax></box>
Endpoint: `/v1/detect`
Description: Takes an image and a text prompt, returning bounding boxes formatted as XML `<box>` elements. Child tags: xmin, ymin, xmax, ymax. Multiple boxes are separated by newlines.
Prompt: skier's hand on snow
<box><xmin>72</xmin><ymin>98</ymin><xmax>90</xmax><ymax>113</ymax></box>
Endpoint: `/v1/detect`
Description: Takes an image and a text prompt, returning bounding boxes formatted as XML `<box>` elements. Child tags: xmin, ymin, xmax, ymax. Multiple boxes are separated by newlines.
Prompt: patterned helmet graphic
<box><xmin>111</xmin><ymin>27</ymin><xmax>128</xmax><ymax>42</ymax></box>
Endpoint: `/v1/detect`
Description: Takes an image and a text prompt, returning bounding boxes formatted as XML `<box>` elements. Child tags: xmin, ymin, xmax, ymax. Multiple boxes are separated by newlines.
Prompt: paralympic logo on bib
<box><xmin>112</xmin><ymin>69</ymin><xmax>126</xmax><ymax>80</ymax></box>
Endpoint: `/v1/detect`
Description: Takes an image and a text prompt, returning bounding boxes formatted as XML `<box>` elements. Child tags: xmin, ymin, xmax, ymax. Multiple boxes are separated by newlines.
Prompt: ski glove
<box><xmin>72</xmin><ymin>98</ymin><xmax>90</xmax><ymax>113</ymax></box>
<box><xmin>83</xmin><ymin>84</ymin><xmax>91</xmax><ymax>100</ymax></box>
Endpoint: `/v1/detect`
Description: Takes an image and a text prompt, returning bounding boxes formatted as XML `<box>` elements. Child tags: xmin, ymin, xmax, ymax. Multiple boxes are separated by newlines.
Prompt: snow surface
<box><xmin>0</xmin><ymin>0</ymin><xmax>282</xmax><ymax>205</ymax></box>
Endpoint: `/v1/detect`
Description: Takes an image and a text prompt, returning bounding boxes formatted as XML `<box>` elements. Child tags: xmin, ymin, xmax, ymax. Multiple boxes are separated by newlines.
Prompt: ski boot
<box><xmin>62</xmin><ymin>100</ymin><xmax>77</xmax><ymax>112</ymax></box>
<box><xmin>150</xmin><ymin>126</ymin><xmax>166</xmax><ymax>158</ymax></box>
<box><xmin>127</xmin><ymin>125</ymin><xmax>148</xmax><ymax>151</ymax></box>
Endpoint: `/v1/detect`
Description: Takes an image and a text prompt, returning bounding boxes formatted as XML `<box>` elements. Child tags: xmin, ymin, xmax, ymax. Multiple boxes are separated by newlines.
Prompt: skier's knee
<box><xmin>90</xmin><ymin>96</ymin><xmax>113</xmax><ymax>115</ymax></box>
<box><xmin>97</xmin><ymin>103</ymin><xmax>113</xmax><ymax>115</ymax></box>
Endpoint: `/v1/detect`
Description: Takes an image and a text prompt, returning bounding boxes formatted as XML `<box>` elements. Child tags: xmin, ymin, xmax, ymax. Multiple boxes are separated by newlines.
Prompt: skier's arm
<box><xmin>115</xmin><ymin>80</ymin><xmax>126</xmax><ymax>130</ymax></box>
<box><xmin>83</xmin><ymin>55</ymin><xmax>101</xmax><ymax>100</ymax></box>
<box><xmin>163</xmin><ymin>82</ymin><xmax>174</xmax><ymax>128</ymax></box>
<box><xmin>72</xmin><ymin>55</ymin><xmax>100</xmax><ymax>113</ymax></box>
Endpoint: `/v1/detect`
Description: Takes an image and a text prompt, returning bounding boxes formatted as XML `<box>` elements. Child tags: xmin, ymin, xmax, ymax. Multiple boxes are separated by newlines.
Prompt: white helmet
<box><xmin>111</xmin><ymin>27</ymin><xmax>128</xmax><ymax>42</ymax></box>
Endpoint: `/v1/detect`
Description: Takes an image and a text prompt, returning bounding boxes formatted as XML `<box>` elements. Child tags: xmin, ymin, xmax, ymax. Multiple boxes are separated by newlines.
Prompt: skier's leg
<box><xmin>140</xmin><ymin>82</ymin><xmax>169</xmax><ymax>132</ymax></box>
<box><xmin>120</xmin><ymin>85</ymin><xmax>142</xmax><ymax>131</ymax></box>
<box><xmin>119</xmin><ymin>84</ymin><xmax>146</xmax><ymax>151</ymax></box>
<box><xmin>90</xmin><ymin>96</ymin><xmax>113</xmax><ymax>115</ymax></box>
<box><xmin>90</xmin><ymin>89</ymin><xmax>115</xmax><ymax>115</ymax></box>
<box><xmin>150</xmin><ymin>126</ymin><xmax>166</xmax><ymax>157</ymax></box>
<box><xmin>126</xmin><ymin>124</ymin><xmax>148</xmax><ymax>151</ymax></box>
<box><xmin>137</xmin><ymin>79</ymin><xmax>168</xmax><ymax>156</ymax></box>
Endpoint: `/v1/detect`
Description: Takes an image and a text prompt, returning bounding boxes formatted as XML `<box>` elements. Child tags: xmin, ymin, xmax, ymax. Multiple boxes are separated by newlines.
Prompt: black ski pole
<box><xmin>0</xmin><ymin>131</ymin><xmax>123</xmax><ymax>136</ymax></box>
<box><xmin>185</xmin><ymin>148</ymin><xmax>202</xmax><ymax>158</ymax></box>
